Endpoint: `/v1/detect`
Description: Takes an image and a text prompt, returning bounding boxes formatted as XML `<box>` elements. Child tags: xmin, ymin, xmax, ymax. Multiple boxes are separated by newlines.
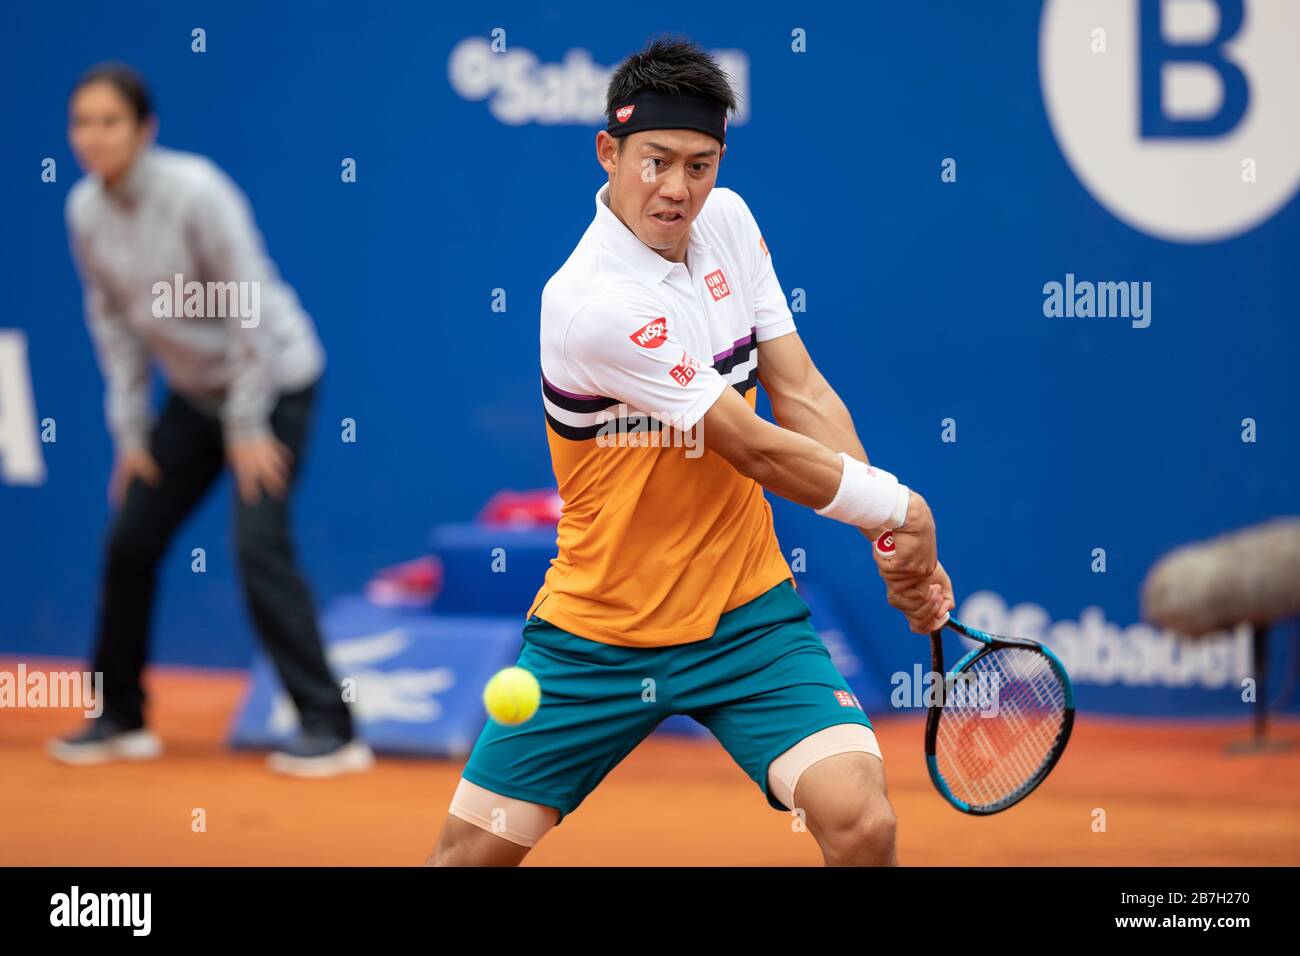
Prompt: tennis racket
<box><xmin>871</xmin><ymin>528</ymin><xmax>1074</xmax><ymax>813</ymax></box>
<box><xmin>924</xmin><ymin>615</ymin><xmax>1074</xmax><ymax>814</ymax></box>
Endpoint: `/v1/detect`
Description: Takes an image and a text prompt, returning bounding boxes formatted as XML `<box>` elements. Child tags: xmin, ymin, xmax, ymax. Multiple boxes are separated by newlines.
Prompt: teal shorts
<box><xmin>461</xmin><ymin>579</ymin><xmax>872</xmax><ymax>823</ymax></box>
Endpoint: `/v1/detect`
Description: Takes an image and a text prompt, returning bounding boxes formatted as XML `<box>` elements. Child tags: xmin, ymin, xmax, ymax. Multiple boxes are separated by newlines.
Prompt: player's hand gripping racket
<box><xmin>872</xmin><ymin>529</ymin><xmax>1075</xmax><ymax>814</ymax></box>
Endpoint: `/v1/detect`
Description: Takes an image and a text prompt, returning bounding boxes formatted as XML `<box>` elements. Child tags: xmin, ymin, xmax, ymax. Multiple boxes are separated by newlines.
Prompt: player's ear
<box><xmin>596</xmin><ymin>131</ymin><xmax>618</xmax><ymax>177</ymax></box>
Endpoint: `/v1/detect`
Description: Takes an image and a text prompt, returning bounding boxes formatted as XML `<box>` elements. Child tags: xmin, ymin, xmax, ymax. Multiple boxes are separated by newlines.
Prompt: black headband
<box><xmin>606</xmin><ymin>91</ymin><xmax>728</xmax><ymax>147</ymax></box>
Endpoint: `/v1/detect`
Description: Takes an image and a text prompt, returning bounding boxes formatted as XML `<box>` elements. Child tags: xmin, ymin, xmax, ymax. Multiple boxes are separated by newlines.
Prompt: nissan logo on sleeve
<box><xmin>629</xmin><ymin>318</ymin><xmax>669</xmax><ymax>349</ymax></box>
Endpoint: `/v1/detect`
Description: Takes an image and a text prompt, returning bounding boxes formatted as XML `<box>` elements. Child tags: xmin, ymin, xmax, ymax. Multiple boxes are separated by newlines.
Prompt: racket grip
<box><xmin>871</xmin><ymin>528</ymin><xmax>951</xmax><ymax>629</ymax></box>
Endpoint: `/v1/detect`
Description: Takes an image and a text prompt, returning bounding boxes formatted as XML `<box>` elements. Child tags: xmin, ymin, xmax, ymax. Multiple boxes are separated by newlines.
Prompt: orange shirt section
<box><xmin>528</xmin><ymin>388</ymin><xmax>793</xmax><ymax>647</ymax></box>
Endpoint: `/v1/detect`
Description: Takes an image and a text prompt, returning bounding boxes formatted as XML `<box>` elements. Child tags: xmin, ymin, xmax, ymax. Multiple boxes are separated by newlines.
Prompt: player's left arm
<box><xmin>726</xmin><ymin>187</ymin><xmax>873</xmax><ymax>468</ymax></box>
<box><xmin>756</xmin><ymin>334</ymin><xmax>934</xmax><ymax>551</ymax></box>
<box><xmin>757</xmin><ymin>331</ymin><xmax>870</xmax><ymax>465</ymax></box>
<box><xmin>733</xmin><ymin>185</ymin><xmax>951</xmax><ymax>611</ymax></box>
<box><xmin>759</xmin><ymin>332</ymin><xmax>953</xmax><ymax>615</ymax></box>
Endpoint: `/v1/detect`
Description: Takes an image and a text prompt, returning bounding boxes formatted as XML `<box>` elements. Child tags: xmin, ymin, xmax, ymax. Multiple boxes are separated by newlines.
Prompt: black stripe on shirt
<box><xmin>541</xmin><ymin>376</ymin><xmax>620</xmax><ymax>414</ymax></box>
<box><xmin>731</xmin><ymin>365</ymin><xmax>759</xmax><ymax>395</ymax></box>
<box><xmin>544</xmin><ymin>408</ymin><xmax>661</xmax><ymax>443</ymax></box>
<box><xmin>712</xmin><ymin>333</ymin><xmax>757</xmax><ymax>376</ymax></box>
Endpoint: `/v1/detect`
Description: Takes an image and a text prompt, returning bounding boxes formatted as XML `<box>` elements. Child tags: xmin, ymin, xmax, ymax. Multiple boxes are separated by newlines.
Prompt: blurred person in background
<box><xmin>48</xmin><ymin>62</ymin><xmax>371</xmax><ymax>778</ymax></box>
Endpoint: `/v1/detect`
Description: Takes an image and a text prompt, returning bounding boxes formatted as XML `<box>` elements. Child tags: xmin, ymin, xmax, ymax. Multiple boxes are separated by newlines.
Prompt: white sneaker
<box><xmin>47</xmin><ymin>721</ymin><xmax>164</xmax><ymax>766</ymax></box>
<box><xmin>266</xmin><ymin>737</ymin><xmax>375</xmax><ymax>778</ymax></box>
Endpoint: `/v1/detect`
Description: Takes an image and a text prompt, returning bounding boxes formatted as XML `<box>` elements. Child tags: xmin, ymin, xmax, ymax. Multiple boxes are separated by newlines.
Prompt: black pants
<box><xmin>91</xmin><ymin>383</ymin><xmax>353</xmax><ymax>739</ymax></box>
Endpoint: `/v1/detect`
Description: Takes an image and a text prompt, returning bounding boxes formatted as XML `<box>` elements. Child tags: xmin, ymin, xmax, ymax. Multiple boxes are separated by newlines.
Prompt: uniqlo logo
<box><xmin>834</xmin><ymin>690</ymin><xmax>862</xmax><ymax>710</ymax></box>
<box><xmin>629</xmin><ymin>317</ymin><xmax>669</xmax><ymax>349</ymax></box>
<box><xmin>704</xmin><ymin>269</ymin><xmax>730</xmax><ymax>302</ymax></box>
<box><xmin>669</xmin><ymin>352</ymin><xmax>699</xmax><ymax>386</ymax></box>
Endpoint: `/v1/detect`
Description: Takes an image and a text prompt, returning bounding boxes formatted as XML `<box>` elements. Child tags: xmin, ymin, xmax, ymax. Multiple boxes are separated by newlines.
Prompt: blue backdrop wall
<box><xmin>2</xmin><ymin>0</ymin><xmax>1297</xmax><ymax>716</ymax></box>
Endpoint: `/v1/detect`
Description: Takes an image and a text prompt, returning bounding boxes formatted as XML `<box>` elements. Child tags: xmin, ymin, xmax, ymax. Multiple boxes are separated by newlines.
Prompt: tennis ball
<box><xmin>483</xmin><ymin>666</ymin><xmax>541</xmax><ymax>725</ymax></box>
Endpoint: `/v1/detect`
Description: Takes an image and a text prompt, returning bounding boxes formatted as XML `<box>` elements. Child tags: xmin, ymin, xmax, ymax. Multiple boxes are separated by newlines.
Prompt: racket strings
<box><xmin>934</xmin><ymin>647</ymin><xmax>1067</xmax><ymax>809</ymax></box>
<box><xmin>945</xmin><ymin>653</ymin><xmax>1064</xmax><ymax>803</ymax></box>
<box><xmin>953</xmin><ymin>655</ymin><xmax>1062</xmax><ymax>795</ymax></box>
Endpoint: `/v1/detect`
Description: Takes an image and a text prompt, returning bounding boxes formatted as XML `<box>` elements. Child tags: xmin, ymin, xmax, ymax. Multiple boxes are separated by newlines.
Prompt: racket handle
<box><xmin>872</xmin><ymin>527</ymin><xmax>951</xmax><ymax>628</ymax></box>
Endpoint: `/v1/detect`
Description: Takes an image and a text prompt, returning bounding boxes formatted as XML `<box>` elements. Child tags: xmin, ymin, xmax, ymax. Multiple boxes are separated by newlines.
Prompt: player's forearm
<box><xmin>770</xmin><ymin>383</ymin><xmax>940</xmax><ymax>561</ymax></box>
<box><xmin>769</xmin><ymin>379</ymin><xmax>871</xmax><ymax>466</ymax></box>
<box><xmin>769</xmin><ymin>383</ymin><xmax>887</xmax><ymax>541</ymax></box>
<box><xmin>733</xmin><ymin>415</ymin><xmax>849</xmax><ymax>511</ymax></box>
<box><xmin>705</xmin><ymin>382</ymin><xmax>907</xmax><ymax>530</ymax></box>
<box><xmin>737</xmin><ymin>419</ymin><xmax>915</xmax><ymax>549</ymax></box>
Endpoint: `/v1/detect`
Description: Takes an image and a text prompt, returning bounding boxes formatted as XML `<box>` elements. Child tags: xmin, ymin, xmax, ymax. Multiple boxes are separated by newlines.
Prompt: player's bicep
<box><xmin>756</xmin><ymin>330</ymin><xmax>822</xmax><ymax>403</ymax></box>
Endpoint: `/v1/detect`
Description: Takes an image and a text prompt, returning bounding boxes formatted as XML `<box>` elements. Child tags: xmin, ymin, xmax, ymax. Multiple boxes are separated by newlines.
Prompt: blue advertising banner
<box><xmin>2</xmin><ymin>1</ymin><xmax>1297</xmax><ymax>718</ymax></box>
<box><xmin>230</xmin><ymin>596</ymin><xmax>523</xmax><ymax>756</ymax></box>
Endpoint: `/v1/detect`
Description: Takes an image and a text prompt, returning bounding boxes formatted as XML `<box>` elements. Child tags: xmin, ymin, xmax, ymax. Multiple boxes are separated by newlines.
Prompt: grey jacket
<box><xmin>66</xmin><ymin>145</ymin><xmax>325</xmax><ymax>451</ymax></box>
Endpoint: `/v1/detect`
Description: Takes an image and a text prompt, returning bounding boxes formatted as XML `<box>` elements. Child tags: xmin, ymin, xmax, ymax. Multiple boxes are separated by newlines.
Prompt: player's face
<box><xmin>601</xmin><ymin>129</ymin><xmax>724</xmax><ymax>259</ymax></box>
<box><xmin>69</xmin><ymin>82</ymin><xmax>154</xmax><ymax>186</ymax></box>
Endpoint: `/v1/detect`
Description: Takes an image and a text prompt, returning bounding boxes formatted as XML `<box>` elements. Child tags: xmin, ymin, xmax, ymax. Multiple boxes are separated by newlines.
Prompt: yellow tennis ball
<box><xmin>483</xmin><ymin>666</ymin><xmax>541</xmax><ymax>725</ymax></box>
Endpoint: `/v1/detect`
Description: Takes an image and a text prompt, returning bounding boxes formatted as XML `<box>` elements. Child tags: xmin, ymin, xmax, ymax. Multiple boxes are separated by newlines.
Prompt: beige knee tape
<box><xmin>448</xmin><ymin>777</ymin><xmax>559</xmax><ymax>848</ymax></box>
<box><xmin>767</xmin><ymin>723</ymin><xmax>883</xmax><ymax>811</ymax></box>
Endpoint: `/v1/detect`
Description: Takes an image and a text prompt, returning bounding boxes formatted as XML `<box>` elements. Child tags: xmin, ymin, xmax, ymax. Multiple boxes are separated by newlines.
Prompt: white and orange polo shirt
<box><xmin>529</xmin><ymin>182</ymin><xmax>797</xmax><ymax>647</ymax></box>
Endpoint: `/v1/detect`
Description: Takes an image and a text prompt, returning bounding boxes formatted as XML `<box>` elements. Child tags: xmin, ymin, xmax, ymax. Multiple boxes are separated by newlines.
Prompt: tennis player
<box><xmin>429</xmin><ymin>37</ymin><xmax>953</xmax><ymax>865</ymax></box>
<box><xmin>48</xmin><ymin>63</ymin><xmax>370</xmax><ymax>777</ymax></box>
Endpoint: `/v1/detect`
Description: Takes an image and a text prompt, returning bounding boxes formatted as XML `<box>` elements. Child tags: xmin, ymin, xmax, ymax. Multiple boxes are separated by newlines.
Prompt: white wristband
<box><xmin>816</xmin><ymin>453</ymin><xmax>906</xmax><ymax>530</ymax></box>
<box><xmin>889</xmin><ymin>483</ymin><xmax>911</xmax><ymax>529</ymax></box>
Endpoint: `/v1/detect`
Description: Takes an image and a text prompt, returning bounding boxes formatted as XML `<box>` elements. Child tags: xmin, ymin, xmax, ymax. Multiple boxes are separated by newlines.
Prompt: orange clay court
<box><xmin>2</xmin><ymin>656</ymin><xmax>1297</xmax><ymax>867</ymax></box>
